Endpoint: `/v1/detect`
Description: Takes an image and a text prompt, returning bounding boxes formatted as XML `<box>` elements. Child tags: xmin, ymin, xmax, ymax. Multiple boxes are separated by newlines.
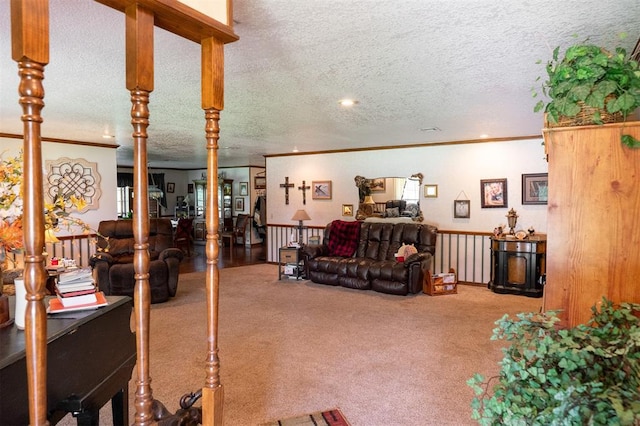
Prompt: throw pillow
<box><xmin>385</xmin><ymin>207</ymin><xmax>400</xmax><ymax>218</ymax></box>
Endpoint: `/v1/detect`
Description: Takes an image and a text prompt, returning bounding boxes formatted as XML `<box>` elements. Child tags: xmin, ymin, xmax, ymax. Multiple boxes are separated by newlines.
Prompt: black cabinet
<box><xmin>488</xmin><ymin>236</ymin><xmax>546</xmax><ymax>298</ymax></box>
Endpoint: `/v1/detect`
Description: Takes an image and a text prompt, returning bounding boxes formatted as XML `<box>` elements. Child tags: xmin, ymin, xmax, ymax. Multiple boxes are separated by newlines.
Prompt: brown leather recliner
<box><xmin>89</xmin><ymin>219</ymin><xmax>184</xmax><ymax>303</ymax></box>
<box><xmin>303</xmin><ymin>221</ymin><xmax>437</xmax><ymax>295</ymax></box>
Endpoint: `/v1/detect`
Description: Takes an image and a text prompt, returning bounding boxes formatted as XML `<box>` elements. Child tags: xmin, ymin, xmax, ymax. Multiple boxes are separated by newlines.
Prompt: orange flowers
<box><xmin>0</xmin><ymin>218</ymin><xmax>23</xmax><ymax>253</ymax></box>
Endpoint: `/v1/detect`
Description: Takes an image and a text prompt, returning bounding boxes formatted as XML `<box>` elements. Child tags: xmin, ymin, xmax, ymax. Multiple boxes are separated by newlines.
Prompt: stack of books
<box><xmin>48</xmin><ymin>268</ymin><xmax>107</xmax><ymax>313</ymax></box>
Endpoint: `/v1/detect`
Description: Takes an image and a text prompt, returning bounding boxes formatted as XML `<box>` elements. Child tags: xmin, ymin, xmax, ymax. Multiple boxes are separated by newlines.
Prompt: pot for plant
<box><xmin>544</xmin><ymin>95</ymin><xmax>624</xmax><ymax>127</ymax></box>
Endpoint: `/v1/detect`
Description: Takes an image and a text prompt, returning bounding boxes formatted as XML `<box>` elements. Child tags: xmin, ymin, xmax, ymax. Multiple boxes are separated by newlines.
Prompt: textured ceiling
<box><xmin>1</xmin><ymin>1</ymin><xmax>639</xmax><ymax>169</ymax></box>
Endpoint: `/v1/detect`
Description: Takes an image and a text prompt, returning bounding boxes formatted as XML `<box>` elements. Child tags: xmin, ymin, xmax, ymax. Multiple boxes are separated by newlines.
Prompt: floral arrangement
<box><xmin>0</xmin><ymin>152</ymin><xmax>23</xmax><ymax>254</ymax></box>
<box><xmin>0</xmin><ymin>151</ymin><xmax>97</xmax><ymax>257</ymax></box>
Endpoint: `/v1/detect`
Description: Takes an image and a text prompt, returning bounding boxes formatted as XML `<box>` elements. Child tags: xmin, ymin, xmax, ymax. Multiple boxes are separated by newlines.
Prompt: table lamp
<box><xmin>291</xmin><ymin>209</ymin><xmax>311</xmax><ymax>246</ymax></box>
<box><xmin>506</xmin><ymin>208</ymin><xmax>519</xmax><ymax>235</ymax></box>
<box><xmin>363</xmin><ymin>195</ymin><xmax>375</xmax><ymax>216</ymax></box>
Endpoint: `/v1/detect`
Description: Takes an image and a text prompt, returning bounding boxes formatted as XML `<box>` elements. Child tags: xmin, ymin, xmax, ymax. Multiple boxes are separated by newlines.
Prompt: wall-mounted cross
<box><xmin>298</xmin><ymin>180</ymin><xmax>311</xmax><ymax>205</ymax></box>
<box><xmin>279</xmin><ymin>176</ymin><xmax>295</xmax><ymax>205</ymax></box>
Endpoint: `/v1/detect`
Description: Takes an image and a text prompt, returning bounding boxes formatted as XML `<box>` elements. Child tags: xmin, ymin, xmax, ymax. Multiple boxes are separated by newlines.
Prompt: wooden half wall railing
<box><xmin>6</xmin><ymin>227</ymin><xmax>493</xmax><ymax>287</ymax></box>
<box><xmin>266</xmin><ymin>224</ymin><xmax>493</xmax><ymax>286</ymax></box>
<box><xmin>5</xmin><ymin>234</ymin><xmax>99</xmax><ymax>270</ymax></box>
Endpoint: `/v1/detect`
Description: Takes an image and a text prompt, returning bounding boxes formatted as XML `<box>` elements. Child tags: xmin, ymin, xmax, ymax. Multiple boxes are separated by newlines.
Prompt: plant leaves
<box><xmin>594</xmin><ymin>80</ymin><xmax>617</xmax><ymax>97</ymax></box>
<box><xmin>616</xmin><ymin>92</ymin><xmax>636</xmax><ymax>113</ymax></box>
<box><xmin>534</xmin><ymin>100</ymin><xmax>545</xmax><ymax>113</ymax></box>
<box><xmin>622</xmin><ymin>134</ymin><xmax>640</xmax><ymax>148</ymax></box>
<box><xmin>585</xmin><ymin>91</ymin><xmax>606</xmax><ymax>108</ymax></box>
<box><xmin>567</xmin><ymin>84</ymin><xmax>591</xmax><ymax>101</ymax></box>
<box><xmin>555</xmin><ymin>98</ymin><xmax>582</xmax><ymax>117</ymax></box>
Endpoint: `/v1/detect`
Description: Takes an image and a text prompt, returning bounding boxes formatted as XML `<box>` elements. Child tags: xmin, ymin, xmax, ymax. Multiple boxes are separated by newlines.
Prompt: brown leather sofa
<box><xmin>89</xmin><ymin>219</ymin><xmax>184</xmax><ymax>303</ymax></box>
<box><xmin>302</xmin><ymin>221</ymin><xmax>437</xmax><ymax>295</ymax></box>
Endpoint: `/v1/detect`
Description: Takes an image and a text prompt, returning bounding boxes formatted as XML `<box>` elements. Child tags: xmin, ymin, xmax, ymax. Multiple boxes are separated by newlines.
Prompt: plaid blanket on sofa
<box><xmin>327</xmin><ymin>220</ymin><xmax>361</xmax><ymax>257</ymax></box>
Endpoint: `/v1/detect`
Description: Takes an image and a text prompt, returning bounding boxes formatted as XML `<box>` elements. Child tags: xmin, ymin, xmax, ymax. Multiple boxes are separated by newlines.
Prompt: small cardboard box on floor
<box><xmin>424</xmin><ymin>269</ymin><xmax>457</xmax><ymax>296</ymax></box>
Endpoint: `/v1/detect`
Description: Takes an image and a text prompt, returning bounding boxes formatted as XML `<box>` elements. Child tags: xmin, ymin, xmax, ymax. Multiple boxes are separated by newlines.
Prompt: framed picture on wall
<box><xmin>424</xmin><ymin>184</ymin><xmax>438</xmax><ymax>198</ymax></box>
<box><xmin>480</xmin><ymin>178</ymin><xmax>507</xmax><ymax>208</ymax></box>
<box><xmin>254</xmin><ymin>176</ymin><xmax>266</xmax><ymax>189</ymax></box>
<box><xmin>454</xmin><ymin>200</ymin><xmax>470</xmax><ymax>218</ymax></box>
<box><xmin>235</xmin><ymin>197</ymin><xmax>244</xmax><ymax>211</ymax></box>
<box><xmin>166</xmin><ymin>182</ymin><xmax>175</xmax><ymax>193</ymax></box>
<box><xmin>312</xmin><ymin>181</ymin><xmax>332</xmax><ymax>200</ymax></box>
<box><xmin>187</xmin><ymin>183</ymin><xmax>194</xmax><ymax>194</ymax></box>
<box><xmin>342</xmin><ymin>204</ymin><xmax>353</xmax><ymax>216</ymax></box>
<box><xmin>239</xmin><ymin>181</ymin><xmax>249</xmax><ymax>196</ymax></box>
<box><xmin>522</xmin><ymin>173</ymin><xmax>548</xmax><ymax>205</ymax></box>
<box><xmin>368</xmin><ymin>178</ymin><xmax>385</xmax><ymax>192</ymax></box>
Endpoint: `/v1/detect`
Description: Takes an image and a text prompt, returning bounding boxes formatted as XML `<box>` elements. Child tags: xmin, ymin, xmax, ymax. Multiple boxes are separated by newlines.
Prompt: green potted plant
<box><xmin>533</xmin><ymin>35</ymin><xmax>640</xmax><ymax>147</ymax></box>
<box><xmin>468</xmin><ymin>298</ymin><xmax>640</xmax><ymax>425</ymax></box>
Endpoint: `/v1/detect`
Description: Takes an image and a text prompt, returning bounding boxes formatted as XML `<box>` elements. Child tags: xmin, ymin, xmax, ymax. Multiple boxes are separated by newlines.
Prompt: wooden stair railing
<box><xmin>11</xmin><ymin>1</ymin><xmax>50</xmax><ymax>424</ymax></box>
<box><xmin>10</xmin><ymin>1</ymin><xmax>238</xmax><ymax>425</ymax></box>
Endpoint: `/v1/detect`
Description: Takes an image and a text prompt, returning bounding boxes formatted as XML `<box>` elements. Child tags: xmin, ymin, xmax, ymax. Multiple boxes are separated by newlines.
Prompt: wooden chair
<box><xmin>174</xmin><ymin>217</ymin><xmax>194</xmax><ymax>256</ymax></box>
<box><xmin>220</xmin><ymin>214</ymin><xmax>250</xmax><ymax>261</ymax></box>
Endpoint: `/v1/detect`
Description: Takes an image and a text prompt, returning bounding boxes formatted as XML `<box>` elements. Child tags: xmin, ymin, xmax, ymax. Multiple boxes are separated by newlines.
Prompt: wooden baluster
<box><xmin>126</xmin><ymin>4</ymin><xmax>155</xmax><ymax>425</ymax></box>
<box><xmin>11</xmin><ymin>0</ymin><xmax>50</xmax><ymax>424</ymax></box>
<box><xmin>202</xmin><ymin>36</ymin><xmax>224</xmax><ymax>426</ymax></box>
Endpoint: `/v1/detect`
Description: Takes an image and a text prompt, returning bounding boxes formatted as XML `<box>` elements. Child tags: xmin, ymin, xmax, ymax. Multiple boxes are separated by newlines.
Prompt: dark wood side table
<box><xmin>488</xmin><ymin>235</ymin><xmax>546</xmax><ymax>298</ymax></box>
<box><xmin>278</xmin><ymin>246</ymin><xmax>304</xmax><ymax>280</ymax></box>
<box><xmin>0</xmin><ymin>296</ymin><xmax>135</xmax><ymax>425</ymax></box>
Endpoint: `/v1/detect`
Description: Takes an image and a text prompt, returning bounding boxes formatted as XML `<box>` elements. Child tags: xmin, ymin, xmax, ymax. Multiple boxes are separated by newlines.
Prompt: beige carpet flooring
<box><xmin>56</xmin><ymin>264</ymin><xmax>541</xmax><ymax>425</ymax></box>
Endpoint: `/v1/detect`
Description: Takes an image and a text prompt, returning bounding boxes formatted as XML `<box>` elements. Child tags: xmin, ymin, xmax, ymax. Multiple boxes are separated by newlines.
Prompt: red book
<box><xmin>48</xmin><ymin>291</ymin><xmax>108</xmax><ymax>314</ymax></box>
<box><xmin>56</xmin><ymin>288</ymin><xmax>96</xmax><ymax>298</ymax></box>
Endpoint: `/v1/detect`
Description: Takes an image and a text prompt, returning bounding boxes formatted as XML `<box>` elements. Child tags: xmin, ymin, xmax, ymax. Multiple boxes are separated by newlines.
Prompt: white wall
<box><xmin>2</xmin><ymin>137</ymin><xmax>118</xmax><ymax>236</ymax></box>
<box><xmin>266</xmin><ymin>138</ymin><xmax>548</xmax><ymax>233</ymax></box>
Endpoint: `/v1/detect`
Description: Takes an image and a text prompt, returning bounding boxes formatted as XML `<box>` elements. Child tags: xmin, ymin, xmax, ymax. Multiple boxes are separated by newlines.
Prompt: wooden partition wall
<box><xmin>10</xmin><ymin>1</ymin><xmax>238</xmax><ymax>424</ymax></box>
<box><xmin>543</xmin><ymin>122</ymin><xmax>640</xmax><ymax>327</ymax></box>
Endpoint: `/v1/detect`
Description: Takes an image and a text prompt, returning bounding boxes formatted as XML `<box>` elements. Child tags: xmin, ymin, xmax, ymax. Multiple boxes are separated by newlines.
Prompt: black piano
<box><xmin>0</xmin><ymin>296</ymin><xmax>135</xmax><ymax>425</ymax></box>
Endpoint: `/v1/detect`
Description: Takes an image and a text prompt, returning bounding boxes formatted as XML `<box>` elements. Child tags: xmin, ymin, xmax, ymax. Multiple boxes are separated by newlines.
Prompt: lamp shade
<box><xmin>363</xmin><ymin>195</ymin><xmax>375</xmax><ymax>205</ymax></box>
<box><xmin>291</xmin><ymin>209</ymin><xmax>311</xmax><ymax>221</ymax></box>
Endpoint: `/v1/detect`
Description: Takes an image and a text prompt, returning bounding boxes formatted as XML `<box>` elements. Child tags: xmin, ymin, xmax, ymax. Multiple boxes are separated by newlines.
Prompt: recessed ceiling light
<box><xmin>292</xmin><ymin>146</ymin><xmax>299</xmax><ymax>153</ymax></box>
<box><xmin>338</xmin><ymin>99</ymin><xmax>358</xmax><ymax>107</ymax></box>
<box><xmin>480</xmin><ymin>134</ymin><xmax>489</xmax><ymax>138</ymax></box>
<box><xmin>102</xmin><ymin>134</ymin><xmax>114</xmax><ymax>139</ymax></box>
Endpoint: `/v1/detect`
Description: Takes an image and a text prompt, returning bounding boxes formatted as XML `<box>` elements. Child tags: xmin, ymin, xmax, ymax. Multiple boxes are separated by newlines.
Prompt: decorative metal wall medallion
<box><xmin>45</xmin><ymin>157</ymin><xmax>102</xmax><ymax>212</ymax></box>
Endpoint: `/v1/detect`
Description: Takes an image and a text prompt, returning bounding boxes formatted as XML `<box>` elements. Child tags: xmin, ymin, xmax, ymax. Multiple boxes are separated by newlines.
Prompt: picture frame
<box><xmin>187</xmin><ymin>183</ymin><xmax>194</xmax><ymax>194</ymax></box>
<box><xmin>522</xmin><ymin>173</ymin><xmax>548</xmax><ymax>205</ymax></box>
<box><xmin>254</xmin><ymin>176</ymin><xmax>266</xmax><ymax>189</ymax></box>
<box><xmin>424</xmin><ymin>184</ymin><xmax>438</xmax><ymax>198</ymax></box>
<box><xmin>239</xmin><ymin>181</ymin><xmax>249</xmax><ymax>196</ymax></box>
<box><xmin>235</xmin><ymin>197</ymin><xmax>244</xmax><ymax>211</ymax></box>
<box><xmin>480</xmin><ymin>178</ymin><xmax>508</xmax><ymax>208</ymax></box>
<box><xmin>368</xmin><ymin>178</ymin><xmax>385</xmax><ymax>192</ymax></box>
<box><xmin>454</xmin><ymin>200</ymin><xmax>470</xmax><ymax>218</ymax></box>
<box><xmin>342</xmin><ymin>204</ymin><xmax>353</xmax><ymax>216</ymax></box>
<box><xmin>166</xmin><ymin>182</ymin><xmax>175</xmax><ymax>193</ymax></box>
<box><xmin>312</xmin><ymin>181</ymin><xmax>332</xmax><ymax>200</ymax></box>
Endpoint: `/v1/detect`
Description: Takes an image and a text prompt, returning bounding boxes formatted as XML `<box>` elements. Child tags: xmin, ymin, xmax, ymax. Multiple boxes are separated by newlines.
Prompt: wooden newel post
<box><xmin>11</xmin><ymin>0</ymin><xmax>50</xmax><ymax>424</ymax></box>
<box><xmin>125</xmin><ymin>4</ymin><xmax>156</xmax><ymax>425</ymax></box>
<box><xmin>201</xmin><ymin>36</ymin><xmax>225</xmax><ymax>426</ymax></box>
